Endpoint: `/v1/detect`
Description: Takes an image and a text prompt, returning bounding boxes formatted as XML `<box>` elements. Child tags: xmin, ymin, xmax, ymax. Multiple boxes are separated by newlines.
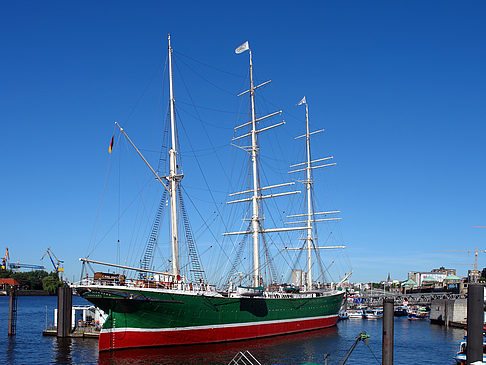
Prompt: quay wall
<box><xmin>430</xmin><ymin>299</ymin><xmax>467</xmax><ymax>327</ymax></box>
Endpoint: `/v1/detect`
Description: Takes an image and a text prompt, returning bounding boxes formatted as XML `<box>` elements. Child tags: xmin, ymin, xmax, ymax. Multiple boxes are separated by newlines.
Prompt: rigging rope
<box><xmin>86</xmin><ymin>128</ymin><xmax>120</xmax><ymax>258</ymax></box>
<box><xmin>174</xmin><ymin>50</ymin><xmax>245</xmax><ymax>79</ymax></box>
<box><xmin>365</xmin><ymin>342</ymin><xmax>382</xmax><ymax>364</ymax></box>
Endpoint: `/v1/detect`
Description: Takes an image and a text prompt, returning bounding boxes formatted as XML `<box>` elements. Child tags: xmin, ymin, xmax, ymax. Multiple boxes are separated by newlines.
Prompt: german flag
<box><xmin>108</xmin><ymin>135</ymin><xmax>114</xmax><ymax>154</ymax></box>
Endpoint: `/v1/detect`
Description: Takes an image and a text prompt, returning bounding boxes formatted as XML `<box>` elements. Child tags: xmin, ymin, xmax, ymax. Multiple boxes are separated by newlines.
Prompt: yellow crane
<box><xmin>41</xmin><ymin>248</ymin><xmax>64</xmax><ymax>279</ymax></box>
<box><xmin>1</xmin><ymin>248</ymin><xmax>9</xmax><ymax>270</ymax></box>
<box><xmin>439</xmin><ymin>248</ymin><xmax>486</xmax><ymax>282</ymax></box>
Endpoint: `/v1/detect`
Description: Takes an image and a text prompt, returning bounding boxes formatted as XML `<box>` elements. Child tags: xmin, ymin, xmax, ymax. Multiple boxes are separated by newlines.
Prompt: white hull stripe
<box><xmin>101</xmin><ymin>313</ymin><xmax>338</xmax><ymax>334</ymax></box>
<box><xmin>75</xmin><ymin>284</ymin><xmax>343</xmax><ymax>299</ymax></box>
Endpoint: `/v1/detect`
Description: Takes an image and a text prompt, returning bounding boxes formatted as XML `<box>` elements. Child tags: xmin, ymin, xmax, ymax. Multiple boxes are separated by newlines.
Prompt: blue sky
<box><xmin>1</xmin><ymin>1</ymin><xmax>485</xmax><ymax>283</ymax></box>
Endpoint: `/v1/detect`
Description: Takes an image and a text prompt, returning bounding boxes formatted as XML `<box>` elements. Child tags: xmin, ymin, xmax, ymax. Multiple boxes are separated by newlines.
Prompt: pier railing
<box><xmin>350</xmin><ymin>291</ymin><xmax>462</xmax><ymax>308</ymax></box>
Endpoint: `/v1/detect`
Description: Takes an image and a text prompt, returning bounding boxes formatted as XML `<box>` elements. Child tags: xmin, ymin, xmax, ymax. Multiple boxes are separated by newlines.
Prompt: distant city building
<box><xmin>407</xmin><ymin>267</ymin><xmax>457</xmax><ymax>286</ymax></box>
<box><xmin>468</xmin><ymin>269</ymin><xmax>480</xmax><ymax>283</ymax></box>
<box><xmin>431</xmin><ymin>267</ymin><xmax>456</xmax><ymax>276</ymax></box>
<box><xmin>408</xmin><ymin>271</ymin><xmax>449</xmax><ymax>286</ymax></box>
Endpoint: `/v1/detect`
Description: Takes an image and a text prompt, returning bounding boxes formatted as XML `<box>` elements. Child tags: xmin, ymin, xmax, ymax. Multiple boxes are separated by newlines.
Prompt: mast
<box><xmin>285</xmin><ymin>97</ymin><xmax>344</xmax><ymax>290</ymax></box>
<box><xmin>248</xmin><ymin>49</ymin><xmax>260</xmax><ymax>287</ymax></box>
<box><xmin>226</xmin><ymin>42</ymin><xmax>308</xmax><ymax>288</ymax></box>
<box><xmin>304</xmin><ymin>102</ymin><xmax>313</xmax><ymax>288</ymax></box>
<box><xmin>168</xmin><ymin>34</ymin><xmax>180</xmax><ymax>276</ymax></box>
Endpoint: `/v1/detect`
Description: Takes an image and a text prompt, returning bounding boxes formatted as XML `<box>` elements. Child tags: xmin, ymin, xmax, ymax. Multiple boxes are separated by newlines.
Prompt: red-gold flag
<box><xmin>108</xmin><ymin>135</ymin><xmax>114</xmax><ymax>153</ymax></box>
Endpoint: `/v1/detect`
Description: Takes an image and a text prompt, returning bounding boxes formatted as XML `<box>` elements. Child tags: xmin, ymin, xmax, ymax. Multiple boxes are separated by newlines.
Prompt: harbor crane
<box><xmin>1</xmin><ymin>248</ymin><xmax>9</xmax><ymax>270</ymax></box>
<box><xmin>439</xmin><ymin>248</ymin><xmax>486</xmax><ymax>283</ymax></box>
<box><xmin>8</xmin><ymin>262</ymin><xmax>45</xmax><ymax>271</ymax></box>
<box><xmin>2</xmin><ymin>248</ymin><xmax>45</xmax><ymax>271</ymax></box>
<box><xmin>41</xmin><ymin>248</ymin><xmax>64</xmax><ymax>278</ymax></box>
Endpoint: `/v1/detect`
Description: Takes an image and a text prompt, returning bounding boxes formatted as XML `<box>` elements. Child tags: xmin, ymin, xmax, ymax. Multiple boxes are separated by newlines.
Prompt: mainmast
<box><xmin>248</xmin><ymin>49</ymin><xmax>261</xmax><ymax>287</ymax></box>
<box><xmin>304</xmin><ymin>102</ymin><xmax>313</xmax><ymax>288</ymax></box>
<box><xmin>226</xmin><ymin>42</ymin><xmax>307</xmax><ymax>288</ymax></box>
<box><xmin>167</xmin><ymin>34</ymin><xmax>181</xmax><ymax>276</ymax></box>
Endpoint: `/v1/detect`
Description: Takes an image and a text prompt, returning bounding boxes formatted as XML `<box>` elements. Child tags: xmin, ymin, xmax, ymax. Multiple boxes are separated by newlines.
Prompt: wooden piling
<box><xmin>57</xmin><ymin>286</ymin><xmax>72</xmax><ymax>337</ymax></box>
<box><xmin>382</xmin><ymin>298</ymin><xmax>394</xmax><ymax>365</ymax></box>
<box><xmin>8</xmin><ymin>288</ymin><xmax>17</xmax><ymax>336</ymax></box>
<box><xmin>466</xmin><ymin>284</ymin><xmax>484</xmax><ymax>364</ymax></box>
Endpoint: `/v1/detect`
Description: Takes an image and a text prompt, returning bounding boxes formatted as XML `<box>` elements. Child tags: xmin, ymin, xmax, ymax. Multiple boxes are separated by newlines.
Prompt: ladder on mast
<box><xmin>139</xmin><ymin>190</ymin><xmax>168</xmax><ymax>278</ymax></box>
<box><xmin>178</xmin><ymin>189</ymin><xmax>206</xmax><ymax>283</ymax></box>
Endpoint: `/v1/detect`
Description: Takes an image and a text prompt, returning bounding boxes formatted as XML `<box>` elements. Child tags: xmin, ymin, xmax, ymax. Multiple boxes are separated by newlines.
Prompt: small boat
<box><xmin>236</xmin><ymin>286</ymin><xmax>264</xmax><ymax>297</ymax></box>
<box><xmin>339</xmin><ymin>311</ymin><xmax>350</xmax><ymax>320</ymax></box>
<box><xmin>454</xmin><ymin>338</ymin><xmax>486</xmax><ymax>364</ymax></box>
<box><xmin>347</xmin><ymin>309</ymin><xmax>364</xmax><ymax>319</ymax></box>
<box><xmin>394</xmin><ymin>306</ymin><xmax>409</xmax><ymax>317</ymax></box>
<box><xmin>282</xmin><ymin>285</ymin><xmax>300</xmax><ymax>294</ymax></box>
<box><xmin>363</xmin><ymin>309</ymin><xmax>383</xmax><ymax>319</ymax></box>
<box><xmin>408</xmin><ymin>306</ymin><xmax>429</xmax><ymax>320</ymax></box>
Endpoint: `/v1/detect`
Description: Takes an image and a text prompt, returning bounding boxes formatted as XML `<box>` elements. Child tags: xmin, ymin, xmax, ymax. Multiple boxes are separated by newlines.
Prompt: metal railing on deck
<box><xmin>74</xmin><ymin>276</ymin><xmax>216</xmax><ymax>293</ymax></box>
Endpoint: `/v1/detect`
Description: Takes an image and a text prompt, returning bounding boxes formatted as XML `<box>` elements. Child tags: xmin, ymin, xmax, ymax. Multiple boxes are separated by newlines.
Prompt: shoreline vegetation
<box><xmin>0</xmin><ymin>269</ymin><xmax>63</xmax><ymax>295</ymax></box>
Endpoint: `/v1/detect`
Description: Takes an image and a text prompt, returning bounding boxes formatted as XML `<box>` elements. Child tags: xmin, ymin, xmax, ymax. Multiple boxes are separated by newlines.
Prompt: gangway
<box><xmin>228</xmin><ymin>351</ymin><xmax>262</xmax><ymax>365</ymax></box>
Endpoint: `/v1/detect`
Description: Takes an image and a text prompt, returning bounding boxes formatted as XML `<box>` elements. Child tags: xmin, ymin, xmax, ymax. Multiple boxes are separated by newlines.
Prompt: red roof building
<box><xmin>0</xmin><ymin>278</ymin><xmax>20</xmax><ymax>290</ymax></box>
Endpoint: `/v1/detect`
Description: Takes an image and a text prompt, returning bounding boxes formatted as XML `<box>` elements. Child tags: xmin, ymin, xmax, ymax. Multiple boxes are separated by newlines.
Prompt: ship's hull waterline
<box><xmin>76</xmin><ymin>286</ymin><xmax>344</xmax><ymax>351</ymax></box>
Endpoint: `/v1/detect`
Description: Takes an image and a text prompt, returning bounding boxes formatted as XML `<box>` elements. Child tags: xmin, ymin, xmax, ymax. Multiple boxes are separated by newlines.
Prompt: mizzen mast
<box><xmin>286</xmin><ymin>97</ymin><xmax>344</xmax><ymax>289</ymax></box>
<box><xmin>304</xmin><ymin>101</ymin><xmax>314</xmax><ymax>287</ymax></box>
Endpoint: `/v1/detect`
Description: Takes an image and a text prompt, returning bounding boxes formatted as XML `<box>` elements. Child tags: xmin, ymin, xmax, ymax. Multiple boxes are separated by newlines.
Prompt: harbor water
<box><xmin>0</xmin><ymin>296</ymin><xmax>466</xmax><ymax>364</ymax></box>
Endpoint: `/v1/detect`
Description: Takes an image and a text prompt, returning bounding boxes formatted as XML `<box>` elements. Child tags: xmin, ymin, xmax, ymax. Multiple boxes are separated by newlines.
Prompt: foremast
<box><xmin>81</xmin><ymin>35</ymin><xmax>194</xmax><ymax>283</ymax></box>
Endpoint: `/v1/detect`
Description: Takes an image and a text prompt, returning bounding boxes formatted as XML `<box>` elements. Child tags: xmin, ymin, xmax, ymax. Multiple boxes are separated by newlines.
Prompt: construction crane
<box><xmin>1</xmin><ymin>248</ymin><xmax>9</xmax><ymax>270</ymax></box>
<box><xmin>41</xmin><ymin>248</ymin><xmax>64</xmax><ymax>278</ymax></box>
<box><xmin>439</xmin><ymin>248</ymin><xmax>486</xmax><ymax>283</ymax></box>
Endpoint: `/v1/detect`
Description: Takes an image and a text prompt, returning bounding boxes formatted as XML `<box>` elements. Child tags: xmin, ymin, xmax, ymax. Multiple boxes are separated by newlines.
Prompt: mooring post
<box><xmin>466</xmin><ymin>284</ymin><xmax>484</xmax><ymax>364</ymax></box>
<box><xmin>8</xmin><ymin>288</ymin><xmax>17</xmax><ymax>336</ymax></box>
<box><xmin>57</xmin><ymin>286</ymin><xmax>72</xmax><ymax>337</ymax></box>
<box><xmin>382</xmin><ymin>297</ymin><xmax>394</xmax><ymax>365</ymax></box>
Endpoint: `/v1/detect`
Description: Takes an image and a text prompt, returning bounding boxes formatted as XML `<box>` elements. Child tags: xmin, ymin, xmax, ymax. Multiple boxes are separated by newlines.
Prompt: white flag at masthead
<box><xmin>235</xmin><ymin>41</ymin><xmax>250</xmax><ymax>54</ymax></box>
<box><xmin>297</xmin><ymin>96</ymin><xmax>307</xmax><ymax>105</ymax></box>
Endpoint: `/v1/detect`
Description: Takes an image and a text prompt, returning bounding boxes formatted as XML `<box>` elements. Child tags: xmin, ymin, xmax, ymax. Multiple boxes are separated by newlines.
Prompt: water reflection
<box><xmin>98</xmin><ymin>327</ymin><xmax>339</xmax><ymax>365</ymax></box>
<box><xmin>6</xmin><ymin>337</ymin><xmax>16</xmax><ymax>364</ymax></box>
<box><xmin>0</xmin><ymin>295</ymin><xmax>467</xmax><ymax>365</ymax></box>
<box><xmin>54</xmin><ymin>338</ymin><xmax>73</xmax><ymax>364</ymax></box>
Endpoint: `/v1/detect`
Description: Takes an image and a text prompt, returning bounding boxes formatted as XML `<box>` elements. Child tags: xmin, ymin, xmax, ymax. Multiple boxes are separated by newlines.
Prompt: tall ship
<box><xmin>73</xmin><ymin>36</ymin><xmax>346</xmax><ymax>351</ymax></box>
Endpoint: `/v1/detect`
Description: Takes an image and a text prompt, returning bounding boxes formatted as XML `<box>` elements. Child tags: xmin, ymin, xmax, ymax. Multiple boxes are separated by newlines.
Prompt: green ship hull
<box><xmin>76</xmin><ymin>285</ymin><xmax>344</xmax><ymax>351</ymax></box>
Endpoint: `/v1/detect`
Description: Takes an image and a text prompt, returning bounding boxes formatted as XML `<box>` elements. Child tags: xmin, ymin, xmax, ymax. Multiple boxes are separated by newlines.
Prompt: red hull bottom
<box><xmin>99</xmin><ymin>315</ymin><xmax>339</xmax><ymax>351</ymax></box>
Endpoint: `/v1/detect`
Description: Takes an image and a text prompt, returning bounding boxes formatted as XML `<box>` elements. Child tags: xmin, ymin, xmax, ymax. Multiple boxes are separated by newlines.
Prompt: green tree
<box><xmin>42</xmin><ymin>272</ymin><xmax>62</xmax><ymax>294</ymax></box>
<box><xmin>10</xmin><ymin>270</ymin><xmax>49</xmax><ymax>290</ymax></box>
<box><xmin>0</xmin><ymin>268</ymin><xmax>12</xmax><ymax>278</ymax></box>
